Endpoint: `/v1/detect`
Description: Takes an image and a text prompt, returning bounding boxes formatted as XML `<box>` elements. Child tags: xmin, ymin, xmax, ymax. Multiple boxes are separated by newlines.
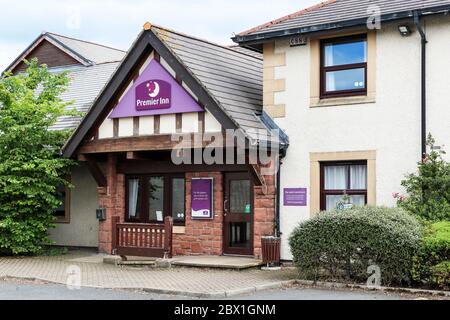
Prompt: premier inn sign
<box><xmin>135</xmin><ymin>80</ymin><xmax>171</xmax><ymax>111</ymax></box>
<box><xmin>109</xmin><ymin>59</ymin><xmax>203</xmax><ymax>118</ymax></box>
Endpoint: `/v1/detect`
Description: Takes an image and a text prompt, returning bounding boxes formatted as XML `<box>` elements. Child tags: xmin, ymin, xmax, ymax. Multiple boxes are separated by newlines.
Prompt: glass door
<box><xmin>223</xmin><ymin>172</ymin><xmax>253</xmax><ymax>255</ymax></box>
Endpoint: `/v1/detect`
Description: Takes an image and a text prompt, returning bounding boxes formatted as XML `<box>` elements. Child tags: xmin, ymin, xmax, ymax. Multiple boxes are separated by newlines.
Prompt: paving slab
<box><xmin>170</xmin><ymin>255</ymin><xmax>263</xmax><ymax>269</ymax></box>
<box><xmin>0</xmin><ymin>250</ymin><xmax>295</xmax><ymax>297</ymax></box>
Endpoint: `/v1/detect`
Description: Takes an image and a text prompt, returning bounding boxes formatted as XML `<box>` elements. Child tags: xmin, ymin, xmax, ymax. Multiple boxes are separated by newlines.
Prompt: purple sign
<box><xmin>191</xmin><ymin>178</ymin><xmax>213</xmax><ymax>219</ymax></box>
<box><xmin>109</xmin><ymin>59</ymin><xmax>203</xmax><ymax>118</ymax></box>
<box><xmin>135</xmin><ymin>79</ymin><xmax>171</xmax><ymax>111</ymax></box>
<box><xmin>283</xmin><ymin>188</ymin><xmax>307</xmax><ymax>206</ymax></box>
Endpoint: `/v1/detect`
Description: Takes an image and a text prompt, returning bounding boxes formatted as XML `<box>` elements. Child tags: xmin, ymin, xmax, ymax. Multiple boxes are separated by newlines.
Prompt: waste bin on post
<box><xmin>261</xmin><ymin>236</ymin><xmax>281</xmax><ymax>267</ymax></box>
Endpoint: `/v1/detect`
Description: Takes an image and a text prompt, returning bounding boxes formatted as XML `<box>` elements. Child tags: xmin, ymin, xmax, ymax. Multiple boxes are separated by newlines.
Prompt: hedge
<box><xmin>289</xmin><ymin>207</ymin><xmax>422</xmax><ymax>285</ymax></box>
<box><xmin>412</xmin><ymin>221</ymin><xmax>450</xmax><ymax>289</ymax></box>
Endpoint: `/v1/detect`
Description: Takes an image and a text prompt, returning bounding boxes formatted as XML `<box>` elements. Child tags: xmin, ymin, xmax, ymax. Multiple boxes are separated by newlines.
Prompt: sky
<box><xmin>0</xmin><ymin>0</ymin><xmax>321</xmax><ymax>71</ymax></box>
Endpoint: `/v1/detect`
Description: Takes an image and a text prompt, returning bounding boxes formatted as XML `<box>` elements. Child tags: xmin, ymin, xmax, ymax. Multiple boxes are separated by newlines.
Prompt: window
<box><xmin>320</xmin><ymin>161</ymin><xmax>367</xmax><ymax>211</ymax></box>
<box><xmin>54</xmin><ymin>184</ymin><xmax>70</xmax><ymax>223</ymax></box>
<box><xmin>229</xmin><ymin>180</ymin><xmax>251</xmax><ymax>213</ymax></box>
<box><xmin>320</xmin><ymin>35</ymin><xmax>367</xmax><ymax>98</ymax></box>
<box><xmin>126</xmin><ymin>174</ymin><xmax>185</xmax><ymax>225</ymax></box>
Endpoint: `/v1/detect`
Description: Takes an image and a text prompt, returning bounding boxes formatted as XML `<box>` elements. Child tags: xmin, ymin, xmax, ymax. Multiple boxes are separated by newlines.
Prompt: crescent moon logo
<box><xmin>147</xmin><ymin>81</ymin><xmax>160</xmax><ymax>98</ymax></box>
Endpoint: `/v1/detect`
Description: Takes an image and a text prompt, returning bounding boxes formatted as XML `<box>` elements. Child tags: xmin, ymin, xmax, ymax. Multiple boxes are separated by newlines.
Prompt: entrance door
<box><xmin>223</xmin><ymin>172</ymin><xmax>253</xmax><ymax>255</ymax></box>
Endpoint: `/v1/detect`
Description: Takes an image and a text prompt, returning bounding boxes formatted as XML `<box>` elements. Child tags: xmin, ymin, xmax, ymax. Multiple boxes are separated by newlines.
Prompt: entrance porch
<box><xmin>89</xmin><ymin>153</ymin><xmax>276</xmax><ymax>259</ymax></box>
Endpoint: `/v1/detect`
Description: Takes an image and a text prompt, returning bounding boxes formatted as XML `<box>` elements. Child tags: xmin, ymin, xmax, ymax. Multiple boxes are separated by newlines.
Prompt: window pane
<box><xmin>350</xmin><ymin>195</ymin><xmax>366</xmax><ymax>206</ymax></box>
<box><xmin>149</xmin><ymin>176</ymin><xmax>164</xmax><ymax>222</ymax></box>
<box><xmin>324</xmin><ymin>40</ymin><xmax>367</xmax><ymax>67</ymax></box>
<box><xmin>324</xmin><ymin>165</ymin><xmax>347</xmax><ymax>190</ymax></box>
<box><xmin>128</xmin><ymin>178</ymin><xmax>141</xmax><ymax>218</ymax></box>
<box><xmin>230</xmin><ymin>180</ymin><xmax>251</xmax><ymax>213</ymax></box>
<box><xmin>229</xmin><ymin>222</ymin><xmax>251</xmax><ymax>248</ymax></box>
<box><xmin>350</xmin><ymin>165</ymin><xmax>367</xmax><ymax>190</ymax></box>
<box><xmin>326</xmin><ymin>195</ymin><xmax>343</xmax><ymax>211</ymax></box>
<box><xmin>171</xmin><ymin>178</ymin><xmax>185</xmax><ymax>223</ymax></box>
<box><xmin>326</xmin><ymin>68</ymin><xmax>365</xmax><ymax>92</ymax></box>
<box><xmin>54</xmin><ymin>185</ymin><xmax>66</xmax><ymax>217</ymax></box>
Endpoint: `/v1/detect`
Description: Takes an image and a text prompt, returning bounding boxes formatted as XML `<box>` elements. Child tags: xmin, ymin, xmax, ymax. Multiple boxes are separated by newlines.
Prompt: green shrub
<box><xmin>289</xmin><ymin>207</ymin><xmax>422</xmax><ymax>285</ymax></box>
<box><xmin>0</xmin><ymin>60</ymin><xmax>76</xmax><ymax>255</ymax></box>
<box><xmin>412</xmin><ymin>221</ymin><xmax>450</xmax><ymax>289</ymax></box>
<box><xmin>395</xmin><ymin>134</ymin><xmax>450</xmax><ymax>222</ymax></box>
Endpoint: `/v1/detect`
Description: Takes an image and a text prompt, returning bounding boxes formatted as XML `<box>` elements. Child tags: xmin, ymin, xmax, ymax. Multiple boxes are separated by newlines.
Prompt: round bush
<box><xmin>289</xmin><ymin>206</ymin><xmax>422</xmax><ymax>285</ymax></box>
<box><xmin>412</xmin><ymin>221</ymin><xmax>450</xmax><ymax>289</ymax></box>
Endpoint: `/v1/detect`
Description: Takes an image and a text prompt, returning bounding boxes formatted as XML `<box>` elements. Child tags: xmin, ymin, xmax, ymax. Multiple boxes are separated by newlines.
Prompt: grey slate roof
<box><xmin>152</xmin><ymin>26</ymin><xmax>267</xmax><ymax>134</ymax></box>
<box><xmin>50</xmin><ymin>62</ymin><xmax>121</xmax><ymax>130</ymax></box>
<box><xmin>228</xmin><ymin>45</ymin><xmax>263</xmax><ymax>59</ymax></box>
<box><xmin>4</xmin><ymin>32</ymin><xmax>125</xmax><ymax>131</ymax></box>
<box><xmin>238</xmin><ymin>0</ymin><xmax>450</xmax><ymax>37</ymax></box>
<box><xmin>36</xmin><ymin>33</ymin><xmax>126</xmax><ymax>131</ymax></box>
<box><xmin>47</xmin><ymin>33</ymin><xmax>126</xmax><ymax>64</ymax></box>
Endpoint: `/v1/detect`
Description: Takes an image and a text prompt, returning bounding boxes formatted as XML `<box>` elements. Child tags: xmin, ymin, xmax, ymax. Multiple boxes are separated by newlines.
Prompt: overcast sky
<box><xmin>0</xmin><ymin>0</ymin><xmax>321</xmax><ymax>71</ymax></box>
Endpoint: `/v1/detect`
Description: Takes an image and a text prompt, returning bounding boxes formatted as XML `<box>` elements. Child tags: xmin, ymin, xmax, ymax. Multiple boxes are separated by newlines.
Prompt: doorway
<box><xmin>223</xmin><ymin>172</ymin><xmax>253</xmax><ymax>255</ymax></box>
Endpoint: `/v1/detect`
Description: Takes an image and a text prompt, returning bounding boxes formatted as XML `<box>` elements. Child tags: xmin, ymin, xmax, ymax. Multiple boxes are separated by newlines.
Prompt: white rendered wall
<box><xmin>274</xmin><ymin>18</ymin><xmax>450</xmax><ymax>259</ymax></box>
<box><xmin>48</xmin><ymin>164</ymin><xmax>99</xmax><ymax>247</ymax></box>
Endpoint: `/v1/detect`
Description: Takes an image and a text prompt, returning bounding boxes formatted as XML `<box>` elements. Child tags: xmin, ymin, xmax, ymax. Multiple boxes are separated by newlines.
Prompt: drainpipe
<box><xmin>275</xmin><ymin>157</ymin><xmax>282</xmax><ymax>237</ymax></box>
<box><xmin>275</xmin><ymin>146</ymin><xmax>287</xmax><ymax>238</ymax></box>
<box><xmin>414</xmin><ymin>11</ymin><xmax>428</xmax><ymax>159</ymax></box>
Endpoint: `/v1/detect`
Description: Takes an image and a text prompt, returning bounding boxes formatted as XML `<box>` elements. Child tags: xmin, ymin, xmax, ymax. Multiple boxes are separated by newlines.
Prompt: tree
<box><xmin>0</xmin><ymin>59</ymin><xmax>77</xmax><ymax>255</ymax></box>
<box><xmin>394</xmin><ymin>134</ymin><xmax>450</xmax><ymax>222</ymax></box>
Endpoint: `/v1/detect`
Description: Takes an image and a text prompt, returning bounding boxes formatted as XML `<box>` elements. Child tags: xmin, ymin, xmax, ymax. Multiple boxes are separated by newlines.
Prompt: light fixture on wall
<box><xmin>398</xmin><ymin>25</ymin><xmax>412</xmax><ymax>36</ymax></box>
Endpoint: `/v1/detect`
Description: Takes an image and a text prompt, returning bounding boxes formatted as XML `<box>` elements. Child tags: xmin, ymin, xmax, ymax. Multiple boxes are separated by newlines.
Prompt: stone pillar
<box><xmin>97</xmin><ymin>154</ymin><xmax>120</xmax><ymax>254</ymax></box>
<box><xmin>253</xmin><ymin>172</ymin><xmax>276</xmax><ymax>259</ymax></box>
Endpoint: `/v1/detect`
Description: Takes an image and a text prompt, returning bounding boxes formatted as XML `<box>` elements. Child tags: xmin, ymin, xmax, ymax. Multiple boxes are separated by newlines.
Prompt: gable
<box><xmin>63</xmin><ymin>27</ymin><xmax>239</xmax><ymax>157</ymax></box>
<box><xmin>12</xmin><ymin>39</ymin><xmax>81</xmax><ymax>74</ymax></box>
<box><xmin>96</xmin><ymin>50</ymin><xmax>221</xmax><ymax>140</ymax></box>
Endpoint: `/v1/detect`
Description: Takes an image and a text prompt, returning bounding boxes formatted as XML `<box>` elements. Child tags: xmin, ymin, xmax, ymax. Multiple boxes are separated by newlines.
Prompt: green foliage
<box><xmin>0</xmin><ymin>59</ymin><xmax>77</xmax><ymax>255</ymax></box>
<box><xmin>289</xmin><ymin>207</ymin><xmax>422</xmax><ymax>285</ymax></box>
<box><xmin>412</xmin><ymin>221</ymin><xmax>450</xmax><ymax>289</ymax></box>
<box><xmin>395</xmin><ymin>134</ymin><xmax>450</xmax><ymax>222</ymax></box>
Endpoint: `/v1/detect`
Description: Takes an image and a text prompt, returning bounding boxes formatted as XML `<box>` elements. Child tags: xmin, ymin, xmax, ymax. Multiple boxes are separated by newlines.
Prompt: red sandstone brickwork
<box><xmin>253</xmin><ymin>173</ymin><xmax>276</xmax><ymax>259</ymax></box>
<box><xmin>172</xmin><ymin>172</ymin><xmax>224</xmax><ymax>256</ymax></box>
<box><xmin>97</xmin><ymin>154</ymin><xmax>125</xmax><ymax>254</ymax></box>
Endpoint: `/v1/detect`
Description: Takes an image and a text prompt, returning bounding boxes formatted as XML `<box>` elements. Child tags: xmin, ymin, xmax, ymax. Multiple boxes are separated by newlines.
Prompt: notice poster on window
<box><xmin>191</xmin><ymin>178</ymin><xmax>213</xmax><ymax>219</ymax></box>
<box><xmin>283</xmin><ymin>188</ymin><xmax>307</xmax><ymax>206</ymax></box>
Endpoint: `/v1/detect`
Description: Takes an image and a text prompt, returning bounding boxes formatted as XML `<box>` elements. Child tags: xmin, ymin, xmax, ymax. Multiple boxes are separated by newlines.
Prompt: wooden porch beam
<box><xmin>249</xmin><ymin>163</ymin><xmax>265</xmax><ymax>187</ymax></box>
<box><xmin>79</xmin><ymin>154</ymin><xmax>107</xmax><ymax>187</ymax></box>
<box><xmin>77</xmin><ymin>133</ymin><xmax>223</xmax><ymax>154</ymax></box>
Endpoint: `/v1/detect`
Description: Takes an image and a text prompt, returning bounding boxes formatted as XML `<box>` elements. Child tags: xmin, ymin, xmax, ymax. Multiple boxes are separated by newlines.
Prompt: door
<box><xmin>223</xmin><ymin>172</ymin><xmax>253</xmax><ymax>255</ymax></box>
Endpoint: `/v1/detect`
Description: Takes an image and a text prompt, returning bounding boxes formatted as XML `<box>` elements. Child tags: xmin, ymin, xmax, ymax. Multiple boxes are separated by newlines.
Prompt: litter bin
<box><xmin>261</xmin><ymin>236</ymin><xmax>281</xmax><ymax>267</ymax></box>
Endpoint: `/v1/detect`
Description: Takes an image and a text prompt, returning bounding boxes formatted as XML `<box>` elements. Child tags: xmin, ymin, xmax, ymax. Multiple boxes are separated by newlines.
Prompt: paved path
<box><xmin>0</xmin><ymin>251</ymin><xmax>295</xmax><ymax>297</ymax></box>
<box><xmin>0</xmin><ymin>278</ymin><xmax>409</xmax><ymax>300</ymax></box>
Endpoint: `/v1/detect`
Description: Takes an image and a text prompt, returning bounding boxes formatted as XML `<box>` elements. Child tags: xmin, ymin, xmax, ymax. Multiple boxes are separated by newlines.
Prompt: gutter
<box><xmin>233</xmin><ymin>5</ymin><xmax>450</xmax><ymax>49</ymax></box>
<box><xmin>414</xmin><ymin>11</ymin><xmax>428</xmax><ymax>159</ymax></box>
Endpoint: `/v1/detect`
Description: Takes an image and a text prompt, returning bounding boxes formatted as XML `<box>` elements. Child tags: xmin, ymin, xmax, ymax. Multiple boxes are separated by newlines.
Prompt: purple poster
<box><xmin>135</xmin><ymin>79</ymin><xmax>171</xmax><ymax>111</ymax></box>
<box><xmin>283</xmin><ymin>188</ymin><xmax>307</xmax><ymax>206</ymax></box>
<box><xmin>191</xmin><ymin>178</ymin><xmax>213</xmax><ymax>219</ymax></box>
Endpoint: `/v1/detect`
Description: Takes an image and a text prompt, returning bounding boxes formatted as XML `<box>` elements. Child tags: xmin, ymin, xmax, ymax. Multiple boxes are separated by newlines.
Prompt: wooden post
<box><xmin>112</xmin><ymin>216</ymin><xmax>120</xmax><ymax>254</ymax></box>
<box><xmin>164</xmin><ymin>216</ymin><xmax>173</xmax><ymax>258</ymax></box>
